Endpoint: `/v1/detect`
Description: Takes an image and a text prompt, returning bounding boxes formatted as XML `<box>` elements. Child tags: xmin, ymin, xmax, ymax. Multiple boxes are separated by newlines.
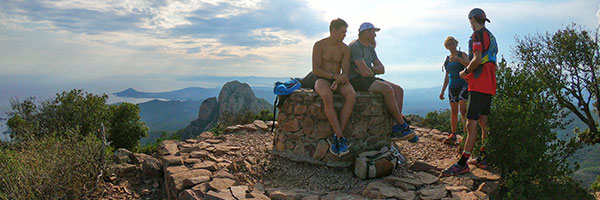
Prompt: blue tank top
<box><xmin>444</xmin><ymin>52</ymin><xmax>468</xmax><ymax>89</ymax></box>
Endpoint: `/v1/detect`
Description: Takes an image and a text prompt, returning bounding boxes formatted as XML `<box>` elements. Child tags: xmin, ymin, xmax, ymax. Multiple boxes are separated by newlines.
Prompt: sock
<box><xmin>480</xmin><ymin>146</ymin><xmax>486</xmax><ymax>159</ymax></box>
<box><xmin>458</xmin><ymin>151</ymin><xmax>471</xmax><ymax>166</ymax></box>
<box><xmin>400</xmin><ymin>122</ymin><xmax>409</xmax><ymax>129</ymax></box>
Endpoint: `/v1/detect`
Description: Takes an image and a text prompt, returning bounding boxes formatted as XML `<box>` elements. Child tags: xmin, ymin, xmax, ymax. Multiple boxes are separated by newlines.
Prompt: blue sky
<box><xmin>0</xmin><ymin>0</ymin><xmax>599</xmax><ymax>107</ymax></box>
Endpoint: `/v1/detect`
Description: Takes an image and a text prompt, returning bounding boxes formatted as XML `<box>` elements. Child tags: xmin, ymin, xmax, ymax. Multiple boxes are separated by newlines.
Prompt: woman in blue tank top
<box><xmin>439</xmin><ymin>36</ymin><xmax>470</xmax><ymax>145</ymax></box>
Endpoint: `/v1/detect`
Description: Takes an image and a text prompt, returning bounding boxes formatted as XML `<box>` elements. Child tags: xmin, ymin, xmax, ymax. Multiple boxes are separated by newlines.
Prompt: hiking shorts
<box><xmin>448</xmin><ymin>86</ymin><xmax>468</xmax><ymax>103</ymax></box>
<box><xmin>350</xmin><ymin>76</ymin><xmax>384</xmax><ymax>92</ymax></box>
<box><xmin>467</xmin><ymin>91</ymin><xmax>492</xmax><ymax>120</ymax></box>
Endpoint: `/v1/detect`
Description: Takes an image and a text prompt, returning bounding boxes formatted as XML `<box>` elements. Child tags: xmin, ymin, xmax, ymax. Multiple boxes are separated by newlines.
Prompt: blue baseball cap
<box><xmin>468</xmin><ymin>8</ymin><xmax>490</xmax><ymax>23</ymax></box>
<box><xmin>359</xmin><ymin>22</ymin><xmax>380</xmax><ymax>33</ymax></box>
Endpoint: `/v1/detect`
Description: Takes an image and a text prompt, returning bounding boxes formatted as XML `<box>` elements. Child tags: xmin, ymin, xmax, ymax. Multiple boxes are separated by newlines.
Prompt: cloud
<box><xmin>0</xmin><ymin>0</ymin><xmax>598</xmax><ymax>92</ymax></box>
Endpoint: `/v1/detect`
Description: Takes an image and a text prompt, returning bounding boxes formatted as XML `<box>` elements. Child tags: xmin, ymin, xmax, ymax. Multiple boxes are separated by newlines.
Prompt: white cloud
<box><xmin>0</xmin><ymin>0</ymin><xmax>598</xmax><ymax>91</ymax></box>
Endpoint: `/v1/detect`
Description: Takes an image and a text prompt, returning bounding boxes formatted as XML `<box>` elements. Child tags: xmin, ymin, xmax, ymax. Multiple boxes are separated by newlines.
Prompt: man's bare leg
<box><xmin>385</xmin><ymin>81</ymin><xmax>405</xmax><ymax>116</ymax></box>
<box><xmin>368</xmin><ymin>80</ymin><xmax>404</xmax><ymax>125</ymax></box>
<box><xmin>479</xmin><ymin>115</ymin><xmax>488</xmax><ymax>141</ymax></box>
<box><xmin>314</xmin><ymin>79</ymin><xmax>343</xmax><ymax>138</ymax></box>
<box><xmin>464</xmin><ymin>119</ymin><xmax>478</xmax><ymax>153</ymax></box>
<box><xmin>335</xmin><ymin>83</ymin><xmax>356</xmax><ymax>134</ymax></box>
<box><xmin>459</xmin><ymin>100</ymin><xmax>467</xmax><ymax>134</ymax></box>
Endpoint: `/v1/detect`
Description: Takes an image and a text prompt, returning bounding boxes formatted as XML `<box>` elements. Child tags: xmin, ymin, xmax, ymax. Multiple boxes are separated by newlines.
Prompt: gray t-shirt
<box><xmin>349</xmin><ymin>39</ymin><xmax>379</xmax><ymax>79</ymax></box>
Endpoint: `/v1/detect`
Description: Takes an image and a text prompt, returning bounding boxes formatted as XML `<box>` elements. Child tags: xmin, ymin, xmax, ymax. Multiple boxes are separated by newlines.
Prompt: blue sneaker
<box><xmin>336</xmin><ymin>137</ymin><xmax>350</xmax><ymax>157</ymax></box>
<box><xmin>327</xmin><ymin>134</ymin><xmax>339</xmax><ymax>155</ymax></box>
<box><xmin>391</xmin><ymin>127</ymin><xmax>416</xmax><ymax>141</ymax></box>
<box><xmin>409</xmin><ymin>135</ymin><xmax>419</xmax><ymax>143</ymax></box>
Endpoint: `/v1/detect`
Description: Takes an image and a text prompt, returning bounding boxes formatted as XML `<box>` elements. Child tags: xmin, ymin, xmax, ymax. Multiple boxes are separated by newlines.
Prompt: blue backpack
<box><xmin>271</xmin><ymin>78</ymin><xmax>302</xmax><ymax>131</ymax></box>
<box><xmin>273</xmin><ymin>79</ymin><xmax>301</xmax><ymax>95</ymax></box>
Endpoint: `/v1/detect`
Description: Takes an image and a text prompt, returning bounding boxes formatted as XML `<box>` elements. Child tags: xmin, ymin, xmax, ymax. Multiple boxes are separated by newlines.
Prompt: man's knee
<box><xmin>372</xmin><ymin>82</ymin><xmax>393</xmax><ymax>94</ymax></box>
<box><xmin>316</xmin><ymin>89</ymin><xmax>333</xmax><ymax>103</ymax></box>
<box><xmin>343</xmin><ymin>90</ymin><xmax>356</xmax><ymax>103</ymax></box>
<box><xmin>466</xmin><ymin>119</ymin><xmax>477</xmax><ymax>127</ymax></box>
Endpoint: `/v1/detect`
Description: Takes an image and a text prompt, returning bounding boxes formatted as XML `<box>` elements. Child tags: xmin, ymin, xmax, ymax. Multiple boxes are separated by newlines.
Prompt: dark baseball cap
<box><xmin>468</xmin><ymin>8</ymin><xmax>490</xmax><ymax>23</ymax></box>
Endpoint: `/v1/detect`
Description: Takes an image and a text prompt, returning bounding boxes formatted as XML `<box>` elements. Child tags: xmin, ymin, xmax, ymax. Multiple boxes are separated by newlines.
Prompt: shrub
<box><xmin>108</xmin><ymin>103</ymin><xmax>149</xmax><ymax>150</ymax></box>
<box><xmin>136</xmin><ymin>131</ymin><xmax>180</xmax><ymax>155</ymax></box>
<box><xmin>422</xmin><ymin>109</ymin><xmax>454</xmax><ymax>133</ymax></box>
<box><xmin>487</xmin><ymin>58</ymin><xmax>592</xmax><ymax>199</ymax></box>
<box><xmin>0</xmin><ymin>132</ymin><xmax>104</xmax><ymax>199</ymax></box>
<box><xmin>592</xmin><ymin>175</ymin><xmax>600</xmax><ymax>192</ymax></box>
<box><xmin>255</xmin><ymin>109</ymin><xmax>274</xmax><ymax>122</ymax></box>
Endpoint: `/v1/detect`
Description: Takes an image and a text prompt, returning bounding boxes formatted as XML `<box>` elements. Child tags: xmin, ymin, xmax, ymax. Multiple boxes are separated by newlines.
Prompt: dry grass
<box><xmin>0</xmin><ymin>133</ymin><xmax>105</xmax><ymax>200</ymax></box>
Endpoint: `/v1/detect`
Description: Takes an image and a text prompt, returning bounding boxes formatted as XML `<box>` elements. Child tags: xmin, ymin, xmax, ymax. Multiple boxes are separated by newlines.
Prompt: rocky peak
<box><xmin>178</xmin><ymin>81</ymin><xmax>271</xmax><ymax>139</ymax></box>
<box><xmin>217</xmin><ymin>80</ymin><xmax>262</xmax><ymax>115</ymax></box>
<box><xmin>197</xmin><ymin>97</ymin><xmax>218</xmax><ymax>121</ymax></box>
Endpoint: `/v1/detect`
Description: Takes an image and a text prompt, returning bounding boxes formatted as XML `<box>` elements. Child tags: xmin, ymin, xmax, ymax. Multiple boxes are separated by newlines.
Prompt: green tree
<box><xmin>487</xmin><ymin>58</ymin><xmax>592</xmax><ymax>199</ymax></box>
<box><xmin>108</xmin><ymin>103</ymin><xmax>149</xmax><ymax>150</ymax></box>
<box><xmin>7</xmin><ymin>89</ymin><xmax>110</xmax><ymax>140</ymax></box>
<box><xmin>513</xmin><ymin>24</ymin><xmax>600</xmax><ymax>145</ymax></box>
<box><xmin>6</xmin><ymin>89</ymin><xmax>147</xmax><ymax>151</ymax></box>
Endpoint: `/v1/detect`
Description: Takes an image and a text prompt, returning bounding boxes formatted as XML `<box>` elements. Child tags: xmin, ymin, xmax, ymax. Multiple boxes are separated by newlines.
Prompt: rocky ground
<box><xmin>98</xmin><ymin>120</ymin><xmax>504</xmax><ymax>200</ymax></box>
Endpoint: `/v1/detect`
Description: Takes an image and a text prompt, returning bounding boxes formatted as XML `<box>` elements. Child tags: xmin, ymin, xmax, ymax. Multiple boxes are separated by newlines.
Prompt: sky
<box><xmin>0</xmin><ymin>0</ymin><xmax>599</xmax><ymax>110</ymax></box>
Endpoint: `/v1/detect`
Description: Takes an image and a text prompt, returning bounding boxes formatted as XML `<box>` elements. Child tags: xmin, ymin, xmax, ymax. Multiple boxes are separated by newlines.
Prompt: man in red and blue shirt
<box><xmin>443</xmin><ymin>8</ymin><xmax>498</xmax><ymax>176</ymax></box>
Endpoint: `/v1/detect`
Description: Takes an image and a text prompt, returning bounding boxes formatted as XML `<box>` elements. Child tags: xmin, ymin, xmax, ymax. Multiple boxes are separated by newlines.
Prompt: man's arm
<box><xmin>372</xmin><ymin>58</ymin><xmax>384</xmax><ymax>75</ymax></box>
<box><xmin>354</xmin><ymin>60</ymin><xmax>375</xmax><ymax>77</ymax></box>
<box><xmin>312</xmin><ymin>41</ymin><xmax>335</xmax><ymax>80</ymax></box>
<box><xmin>460</xmin><ymin>51</ymin><xmax>482</xmax><ymax>78</ymax></box>
<box><xmin>337</xmin><ymin>46</ymin><xmax>351</xmax><ymax>84</ymax></box>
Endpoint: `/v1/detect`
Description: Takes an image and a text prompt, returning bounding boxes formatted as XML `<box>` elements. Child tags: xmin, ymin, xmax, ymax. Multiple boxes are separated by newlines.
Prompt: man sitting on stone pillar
<box><xmin>311</xmin><ymin>18</ymin><xmax>356</xmax><ymax>156</ymax></box>
<box><xmin>348</xmin><ymin>22</ymin><xmax>417</xmax><ymax>143</ymax></box>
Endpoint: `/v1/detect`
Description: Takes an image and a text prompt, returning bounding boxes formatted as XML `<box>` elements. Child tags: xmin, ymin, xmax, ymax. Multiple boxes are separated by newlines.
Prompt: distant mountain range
<box><xmin>137</xmin><ymin>99</ymin><xmax>203</xmax><ymax>145</ymax></box>
<box><xmin>114</xmin><ymin>86</ymin><xmax>275</xmax><ymax>104</ymax></box>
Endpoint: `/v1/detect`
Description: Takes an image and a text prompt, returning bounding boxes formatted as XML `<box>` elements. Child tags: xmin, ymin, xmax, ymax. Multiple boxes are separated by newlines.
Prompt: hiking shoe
<box><xmin>391</xmin><ymin>127</ymin><xmax>416</xmax><ymax>141</ymax></box>
<box><xmin>467</xmin><ymin>157</ymin><xmax>489</xmax><ymax>169</ymax></box>
<box><xmin>336</xmin><ymin>137</ymin><xmax>350</xmax><ymax>157</ymax></box>
<box><xmin>327</xmin><ymin>135</ymin><xmax>339</xmax><ymax>155</ymax></box>
<box><xmin>441</xmin><ymin>163</ymin><xmax>470</xmax><ymax>177</ymax></box>
<box><xmin>408</xmin><ymin>134</ymin><xmax>419</xmax><ymax>143</ymax></box>
<box><xmin>443</xmin><ymin>134</ymin><xmax>458</xmax><ymax>145</ymax></box>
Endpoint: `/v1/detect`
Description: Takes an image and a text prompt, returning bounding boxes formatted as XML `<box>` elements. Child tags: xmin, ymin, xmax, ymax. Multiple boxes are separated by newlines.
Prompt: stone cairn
<box><xmin>273</xmin><ymin>89</ymin><xmax>395</xmax><ymax>167</ymax></box>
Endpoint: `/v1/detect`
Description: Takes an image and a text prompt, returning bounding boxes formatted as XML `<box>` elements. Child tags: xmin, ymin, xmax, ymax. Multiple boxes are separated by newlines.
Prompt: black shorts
<box><xmin>448</xmin><ymin>86</ymin><xmax>468</xmax><ymax>103</ymax></box>
<box><xmin>316</xmin><ymin>77</ymin><xmax>335</xmax><ymax>85</ymax></box>
<box><xmin>350</xmin><ymin>76</ymin><xmax>384</xmax><ymax>91</ymax></box>
<box><xmin>467</xmin><ymin>91</ymin><xmax>492</xmax><ymax>120</ymax></box>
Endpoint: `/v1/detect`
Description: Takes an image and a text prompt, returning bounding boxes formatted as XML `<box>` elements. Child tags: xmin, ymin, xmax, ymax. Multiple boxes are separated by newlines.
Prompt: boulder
<box><xmin>142</xmin><ymin>157</ymin><xmax>162</xmax><ymax>177</ymax></box>
<box><xmin>158</xmin><ymin>140</ymin><xmax>179</xmax><ymax>156</ymax></box>
<box><xmin>208</xmin><ymin>178</ymin><xmax>236</xmax><ymax>191</ymax></box>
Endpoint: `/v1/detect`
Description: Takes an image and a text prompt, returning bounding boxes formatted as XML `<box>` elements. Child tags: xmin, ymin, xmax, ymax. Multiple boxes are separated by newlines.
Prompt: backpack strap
<box><xmin>442</xmin><ymin>56</ymin><xmax>449</xmax><ymax>72</ymax></box>
<box><xmin>271</xmin><ymin>96</ymin><xmax>279</xmax><ymax>132</ymax></box>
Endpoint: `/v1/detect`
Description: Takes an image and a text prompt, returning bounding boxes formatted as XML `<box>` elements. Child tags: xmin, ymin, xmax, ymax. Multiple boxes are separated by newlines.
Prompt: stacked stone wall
<box><xmin>273</xmin><ymin>89</ymin><xmax>395</xmax><ymax>167</ymax></box>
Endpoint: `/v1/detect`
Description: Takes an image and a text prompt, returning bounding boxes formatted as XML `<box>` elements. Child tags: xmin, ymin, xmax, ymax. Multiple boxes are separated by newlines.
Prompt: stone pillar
<box><xmin>273</xmin><ymin>89</ymin><xmax>394</xmax><ymax>167</ymax></box>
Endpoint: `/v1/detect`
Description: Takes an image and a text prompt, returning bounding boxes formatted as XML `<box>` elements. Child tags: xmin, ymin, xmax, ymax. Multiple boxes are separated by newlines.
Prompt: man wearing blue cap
<box><xmin>348</xmin><ymin>22</ymin><xmax>417</xmax><ymax>142</ymax></box>
<box><xmin>443</xmin><ymin>8</ymin><xmax>498</xmax><ymax>176</ymax></box>
<box><xmin>311</xmin><ymin>18</ymin><xmax>355</xmax><ymax>157</ymax></box>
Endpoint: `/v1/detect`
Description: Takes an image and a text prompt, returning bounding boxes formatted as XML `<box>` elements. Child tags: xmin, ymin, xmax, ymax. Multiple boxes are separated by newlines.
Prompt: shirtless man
<box><xmin>312</xmin><ymin>18</ymin><xmax>356</xmax><ymax>156</ymax></box>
